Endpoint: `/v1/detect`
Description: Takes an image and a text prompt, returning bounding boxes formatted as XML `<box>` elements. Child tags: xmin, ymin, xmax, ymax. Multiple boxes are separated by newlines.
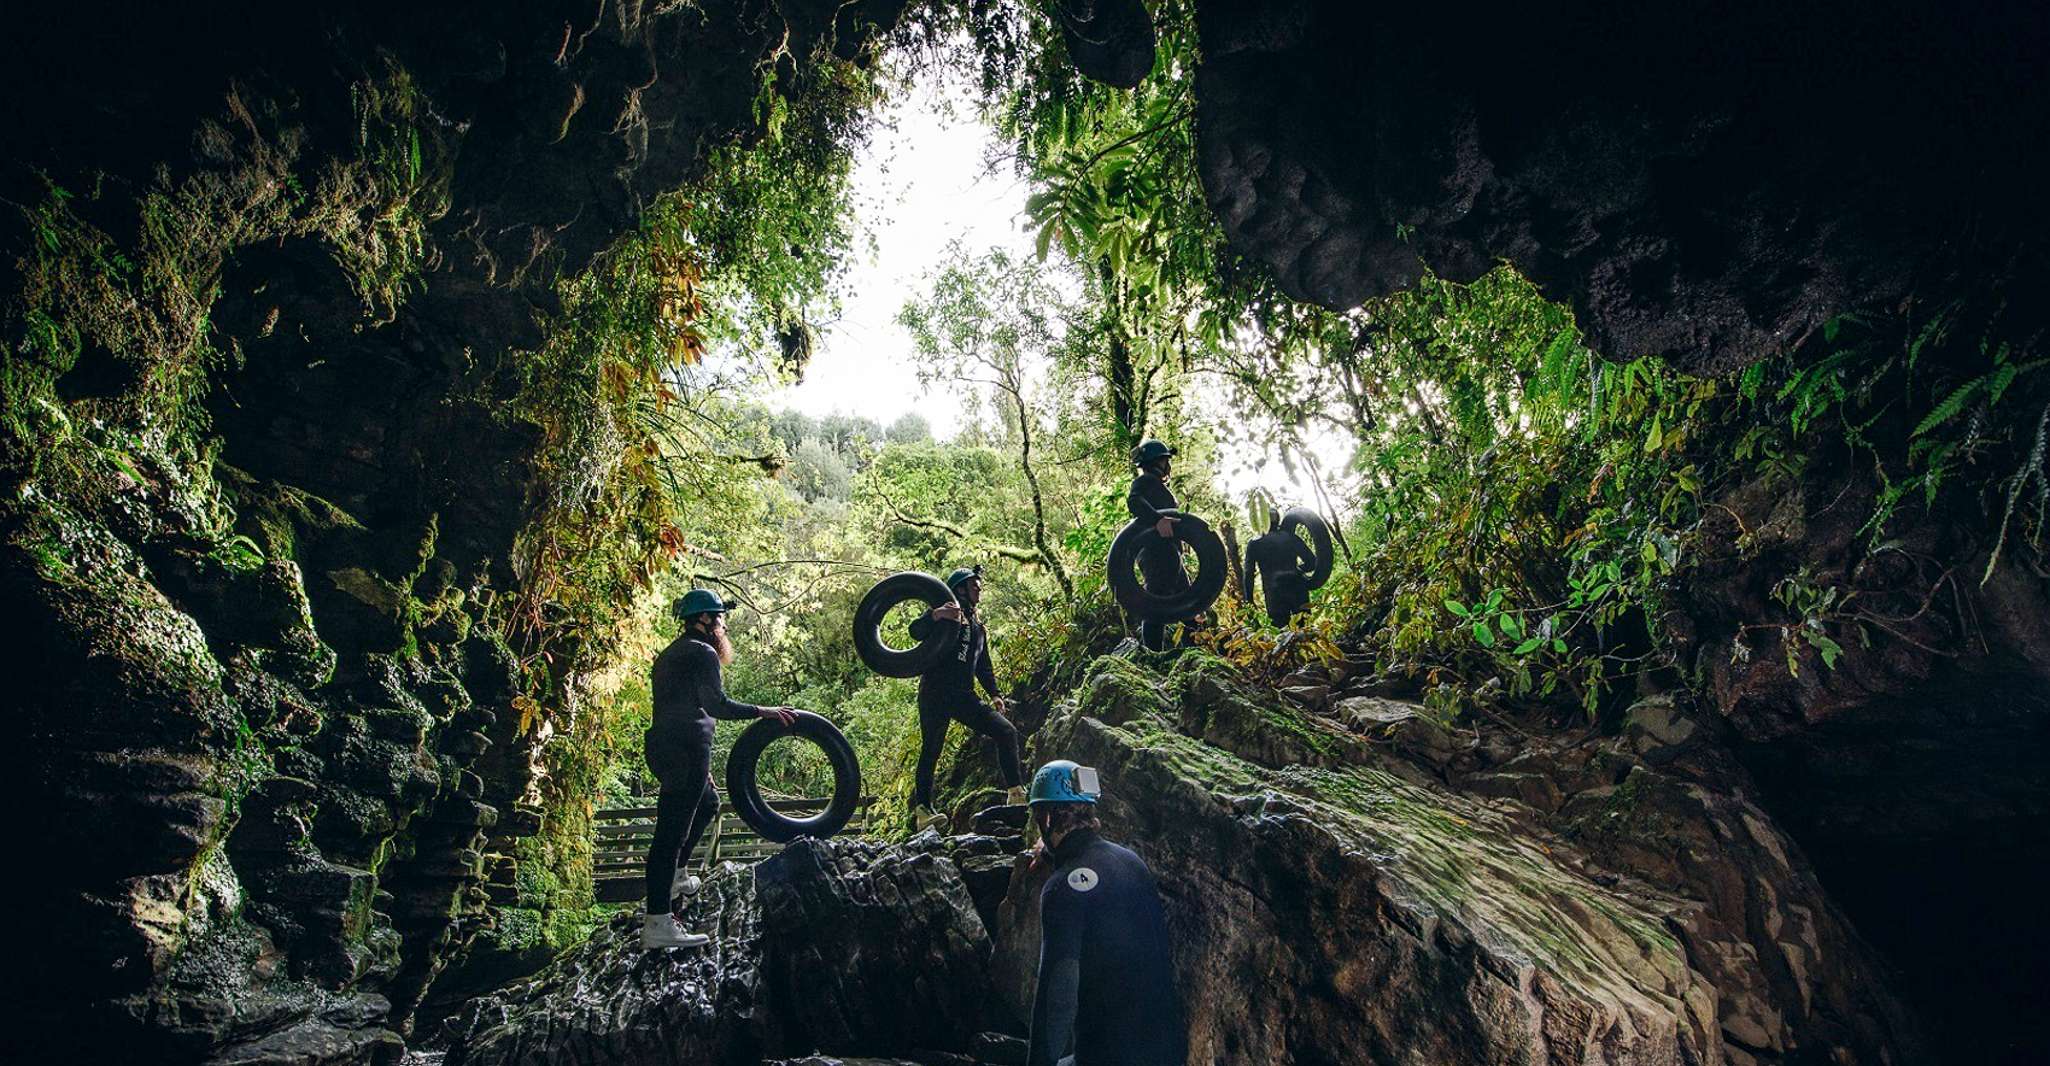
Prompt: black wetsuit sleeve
<box><xmin>1027</xmin><ymin>879</ymin><xmax>1086</xmax><ymax>1066</ymax></box>
<box><xmin>908</xmin><ymin>610</ymin><xmax>936</xmax><ymax>642</ymax></box>
<box><xmin>976</xmin><ymin>629</ymin><xmax>1000</xmax><ymax>699</ymax></box>
<box><xmin>691</xmin><ymin>643</ymin><xmax>762</xmax><ymax>721</ymax></box>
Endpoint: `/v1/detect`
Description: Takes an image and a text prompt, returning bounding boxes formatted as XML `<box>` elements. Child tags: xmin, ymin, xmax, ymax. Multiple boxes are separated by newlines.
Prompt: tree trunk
<box><xmin>1101</xmin><ymin>260</ymin><xmax>1137</xmax><ymax>452</ymax></box>
<box><xmin>1009</xmin><ymin>379</ymin><xmax>1074</xmax><ymax>597</ymax></box>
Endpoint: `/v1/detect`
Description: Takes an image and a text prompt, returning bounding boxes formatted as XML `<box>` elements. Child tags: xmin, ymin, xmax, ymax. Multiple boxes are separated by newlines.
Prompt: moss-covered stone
<box><xmin>1033</xmin><ymin>653</ymin><xmax>1718</xmax><ymax>1063</ymax></box>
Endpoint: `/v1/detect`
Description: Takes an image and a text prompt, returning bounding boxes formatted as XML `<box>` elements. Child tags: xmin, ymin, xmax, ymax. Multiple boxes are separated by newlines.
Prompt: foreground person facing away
<box><xmin>642</xmin><ymin>589</ymin><xmax>797</xmax><ymax>950</ymax></box>
<box><xmin>1126</xmin><ymin>439</ymin><xmax>1189</xmax><ymax>652</ymax></box>
<box><xmin>904</xmin><ymin>566</ymin><xmax>1026</xmax><ymax>831</ymax></box>
<box><xmin>1027</xmin><ymin>760</ymin><xmax>1187</xmax><ymax>1066</ymax></box>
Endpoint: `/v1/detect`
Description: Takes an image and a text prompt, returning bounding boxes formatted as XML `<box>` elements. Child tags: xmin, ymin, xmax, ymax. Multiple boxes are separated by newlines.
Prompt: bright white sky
<box><xmin>764</xmin><ymin>63</ymin><xmax>1359</xmax><ymax>511</ymax></box>
<box><xmin>765</xmin><ymin>68</ymin><xmax>1023</xmax><ymax>441</ymax></box>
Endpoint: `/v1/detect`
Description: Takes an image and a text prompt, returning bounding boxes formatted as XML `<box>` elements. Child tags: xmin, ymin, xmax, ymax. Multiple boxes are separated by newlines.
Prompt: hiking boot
<box><xmin>672</xmin><ymin>870</ymin><xmax>702</xmax><ymax>899</ymax></box>
<box><xmin>642</xmin><ymin>912</ymin><xmax>710</xmax><ymax>950</ymax></box>
<box><xmin>912</xmin><ymin>805</ymin><xmax>948</xmax><ymax>833</ymax></box>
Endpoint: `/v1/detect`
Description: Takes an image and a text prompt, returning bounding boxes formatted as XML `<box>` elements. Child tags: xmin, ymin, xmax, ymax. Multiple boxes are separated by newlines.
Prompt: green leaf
<box><xmin>1912</xmin><ymin>377</ymin><xmax>1983</xmax><ymax>437</ymax></box>
<box><xmin>1472</xmin><ymin>621</ymin><xmax>1495</xmax><ymax>647</ymax></box>
<box><xmin>1513</xmin><ymin>637</ymin><xmax>1543</xmax><ymax>655</ymax></box>
<box><xmin>1551</xmin><ymin>638</ymin><xmax>1569</xmax><ymax>654</ymax></box>
<box><xmin>1443</xmin><ymin>598</ymin><xmax>1469</xmax><ymax>617</ymax></box>
<box><xmin>1500</xmin><ymin>614</ymin><xmax>1524</xmax><ymax>640</ymax></box>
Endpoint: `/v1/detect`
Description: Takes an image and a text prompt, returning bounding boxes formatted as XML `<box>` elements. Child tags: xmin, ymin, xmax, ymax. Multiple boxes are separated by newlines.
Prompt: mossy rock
<box><xmin>1033</xmin><ymin>654</ymin><xmax>1717</xmax><ymax>1063</ymax></box>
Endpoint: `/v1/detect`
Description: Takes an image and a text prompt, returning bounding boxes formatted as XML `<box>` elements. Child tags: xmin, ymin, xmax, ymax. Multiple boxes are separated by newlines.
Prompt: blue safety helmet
<box><xmin>945</xmin><ymin>565</ymin><xmax>982</xmax><ymax>592</ymax></box>
<box><xmin>1028</xmin><ymin>759</ymin><xmax>1100</xmax><ymax>806</ymax></box>
<box><xmin>671</xmin><ymin>588</ymin><xmax>728</xmax><ymax>621</ymax></box>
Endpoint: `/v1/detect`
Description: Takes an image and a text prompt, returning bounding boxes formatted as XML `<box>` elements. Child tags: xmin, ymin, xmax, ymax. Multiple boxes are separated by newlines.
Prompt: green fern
<box><xmin>1912</xmin><ymin>376</ymin><xmax>1985</xmax><ymax>438</ymax></box>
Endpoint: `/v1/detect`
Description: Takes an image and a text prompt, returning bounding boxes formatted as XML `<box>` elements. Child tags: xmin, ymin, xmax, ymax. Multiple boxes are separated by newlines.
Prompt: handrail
<box><xmin>589</xmin><ymin>794</ymin><xmax>875</xmax><ymax>897</ymax></box>
<box><xmin>592</xmin><ymin>794</ymin><xmax>874</xmax><ymax>822</ymax></box>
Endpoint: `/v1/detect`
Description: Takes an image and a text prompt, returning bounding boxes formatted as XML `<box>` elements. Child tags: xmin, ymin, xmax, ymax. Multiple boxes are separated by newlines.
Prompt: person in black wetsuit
<box><xmin>1126</xmin><ymin>439</ymin><xmax>1188</xmax><ymax>651</ymax></box>
<box><xmin>641</xmin><ymin>589</ymin><xmax>796</xmax><ymax>949</ymax></box>
<box><xmin>1244</xmin><ymin>515</ymin><xmax>1314</xmax><ymax>625</ymax></box>
<box><xmin>905</xmin><ymin>566</ymin><xmax>1025</xmax><ymax>831</ymax></box>
<box><xmin>1025</xmin><ymin>759</ymin><xmax>1186</xmax><ymax>1066</ymax></box>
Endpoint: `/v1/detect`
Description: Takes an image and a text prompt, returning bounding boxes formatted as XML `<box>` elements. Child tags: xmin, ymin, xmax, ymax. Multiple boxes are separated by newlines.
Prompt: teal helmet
<box><xmin>1131</xmin><ymin>439</ymin><xmax>1175</xmax><ymax>466</ymax></box>
<box><xmin>945</xmin><ymin>565</ymin><xmax>982</xmax><ymax>592</ymax></box>
<box><xmin>1028</xmin><ymin>760</ymin><xmax>1100</xmax><ymax>806</ymax></box>
<box><xmin>671</xmin><ymin>588</ymin><xmax>728</xmax><ymax>621</ymax></box>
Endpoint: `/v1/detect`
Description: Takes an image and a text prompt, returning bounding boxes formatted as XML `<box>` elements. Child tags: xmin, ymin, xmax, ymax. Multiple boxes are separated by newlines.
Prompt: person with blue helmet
<box><xmin>641</xmin><ymin>589</ymin><xmax>797</xmax><ymax>949</ymax></box>
<box><xmin>903</xmin><ymin>565</ymin><xmax>1024</xmax><ymax>830</ymax></box>
<box><xmin>1126</xmin><ymin>439</ymin><xmax>1189</xmax><ymax>651</ymax></box>
<box><xmin>1025</xmin><ymin>760</ymin><xmax>1186</xmax><ymax>1066</ymax></box>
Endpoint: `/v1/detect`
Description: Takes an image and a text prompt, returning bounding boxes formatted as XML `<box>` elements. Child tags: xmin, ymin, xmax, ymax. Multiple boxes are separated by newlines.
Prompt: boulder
<box><xmin>444</xmin><ymin>836</ymin><xmax>1002</xmax><ymax>1065</ymax></box>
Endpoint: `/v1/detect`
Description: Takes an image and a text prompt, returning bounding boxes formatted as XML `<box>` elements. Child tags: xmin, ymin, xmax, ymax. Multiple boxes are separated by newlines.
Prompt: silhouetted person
<box><xmin>642</xmin><ymin>589</ymin><xmax>795</xmax><ymax>949</ymax></box>
<box><xmin>1244</xmin><ymin>518</ymin><xmax>1314</xmax><ymax>625</ymax></box>
<box><xmin>906</xmin><ymin>566</ymin><xmax>1024</xmax><ymax>830</ymax></box>
<box><xmin>1126</xmin><ymin>439</ymin><xmax>1188</xmax><ymax>651</ymax></box>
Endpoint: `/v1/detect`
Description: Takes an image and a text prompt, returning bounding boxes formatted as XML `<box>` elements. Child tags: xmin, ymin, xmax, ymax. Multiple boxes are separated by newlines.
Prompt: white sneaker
<box><xmin>913</xmin><ymin>805</ymin><xmax>948</xmax><ymax>832</ymax></box>
<box><xmin>671</xmin><ymin>870</ymin><xmax>702</xmax><ymax>898</ymax></box>
<box><xmin>642</xmin><ymin>912</ymin><xmax>709</xmax><ymax>950</ymax></box>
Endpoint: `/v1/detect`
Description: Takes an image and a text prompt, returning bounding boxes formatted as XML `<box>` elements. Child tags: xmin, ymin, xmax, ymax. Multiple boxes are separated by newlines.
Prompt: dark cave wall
<box><xmin>1</xmin><ymin>3</ymin><xmax>908</xmax><ymax>1063</ymax></box>
<box><xmin>1187</xmin><ymin>0</ymin><xmax>2050</xmax><ymax>378</ymax></box>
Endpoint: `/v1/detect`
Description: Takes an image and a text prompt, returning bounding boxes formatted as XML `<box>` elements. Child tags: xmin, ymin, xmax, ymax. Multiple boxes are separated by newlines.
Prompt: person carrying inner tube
<box><xmin>1025</xmin><ymin>760</ymin><xmax>1187</xmax><ymax>1066</ymax></box>
<box><xmin>905</xmin><ymin>566</ymin><xmax>1025</xmax><ymax>831</ymax></box>
<box><xmin>642</xmin><ymin>589</ymin><xmax>797</xmax><ymax>950</ymax></box>
<box><xmin>1127</xmin><ymin>439</ymin><xmax>1189</xmax><ymax>651</ymax></box>
<box><xmin>1245</xmin><ymin>515</ymin><xmax>1314</xmax><ymax>625</ymax></box>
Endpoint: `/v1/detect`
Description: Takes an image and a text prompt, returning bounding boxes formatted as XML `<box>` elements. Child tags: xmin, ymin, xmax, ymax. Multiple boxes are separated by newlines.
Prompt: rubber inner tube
<box><xmin>725</xmin><ymin>710</ymin><xmax>863</xmax><ymax>844</ymax></box>
<box><xmin>1280</xmin><ymin>507</ymin><xmax>1335</xmax><ymax>589</ymax></box>
<box><xmin>1106</xmin><ymin>510</ymin><xmax>1228</xmax><ymax>622</ymax></box>
<box><xmin>852</xmin><ymin>571</ymin><xmax>960</xmax><ymax>677</ymax></box>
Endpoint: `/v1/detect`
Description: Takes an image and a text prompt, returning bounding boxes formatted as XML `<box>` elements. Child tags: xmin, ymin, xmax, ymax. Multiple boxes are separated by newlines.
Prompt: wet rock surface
<box><xmin>443</xmin><ymin>837</ymin><xmax>1023</xmax><ymax>1066</ymax></box>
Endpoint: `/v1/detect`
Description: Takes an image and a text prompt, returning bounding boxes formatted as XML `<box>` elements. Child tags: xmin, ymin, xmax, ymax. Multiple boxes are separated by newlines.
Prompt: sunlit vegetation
<box><xmin>533</xmin><ymin>2</ymin><xmax>2050</xmax><ymax>873</ymax></box>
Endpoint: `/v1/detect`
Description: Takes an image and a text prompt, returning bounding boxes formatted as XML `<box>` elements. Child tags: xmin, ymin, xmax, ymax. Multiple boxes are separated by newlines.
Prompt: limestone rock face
<box><xmin>1186</xmin><ymin>0</ymin><xmax>2050</xmax><ymax>375</ymax></box>
<box><xmin>1024</xmin><ymin>653</ymin><xmax>1918</xmax><ymax>1064</ymax></box>
<box><xmin>3</xmin><ymin>2</ymin><xmax>913</xmax><ymax>1062</ymax></box>
<box><xmin>443</xmin><ymin>867</ymin><xmax>770</xmax><ymax>1066</ymax></box>
<box><xmin>443</xmin><ymin>836</ymin><xmax>1003</xmax><ymax>1066</ymax></box>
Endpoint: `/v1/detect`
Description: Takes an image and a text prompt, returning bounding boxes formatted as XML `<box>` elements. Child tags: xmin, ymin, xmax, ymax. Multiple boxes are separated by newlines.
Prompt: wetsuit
<box><xmin>1126</xmin><ymin>471</ymin><xmax>1189</xmax><ymax>651</ymax></box>
<box><xmin>643</xmin><ymin>633</ymin><xmax>761</xmax><ymax>913</ymax></box>
<box><xmin>1244</xmin><ymin>527</ymin><xmax>1313</xmax><ymax>625</ymax></box>
<box><xmin>1028</xmin><ymin>828</ymin><xmax>1186</xmax><ymax>1066</ymax></box>
<box><xmin>906</xmin><ymin>605</ymin><xmax>1023</xmax><ymax>808</ymax></box>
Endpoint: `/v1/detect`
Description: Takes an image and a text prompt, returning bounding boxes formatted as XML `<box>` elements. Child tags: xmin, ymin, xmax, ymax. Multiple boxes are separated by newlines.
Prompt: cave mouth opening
<box><xmin>1738</xmin><ymin>667</ymin><xmax>2050</xmax><ymax>1064</ymax></box>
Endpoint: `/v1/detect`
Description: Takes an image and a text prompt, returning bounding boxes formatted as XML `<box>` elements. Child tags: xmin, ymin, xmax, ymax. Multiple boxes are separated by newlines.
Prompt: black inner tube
<box><xmin>851</xmin><ymin>571</ymin><xmax>960</xmax><ymax>678</ymax></box>
<box><xmin>724</xmin><ymin>710</ymin><xmax>862</xmax><ymax>844</ymax></box>
<box><xmin>1106</xmin><ymin>511</ymin><xmax>1228</xmax><ymax>622</ymax></box>
<box><xmin>1280</xmin><ymin>507</ymin><xmax>1334</xmax><ymax>589</ymax></box>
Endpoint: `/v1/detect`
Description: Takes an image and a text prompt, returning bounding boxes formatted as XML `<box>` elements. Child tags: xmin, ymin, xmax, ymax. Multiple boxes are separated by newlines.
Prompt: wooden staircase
<box><xmin>592</xmin><ymin>795</ymin><xmax>874</xmax><ymax>904</ymax></box>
